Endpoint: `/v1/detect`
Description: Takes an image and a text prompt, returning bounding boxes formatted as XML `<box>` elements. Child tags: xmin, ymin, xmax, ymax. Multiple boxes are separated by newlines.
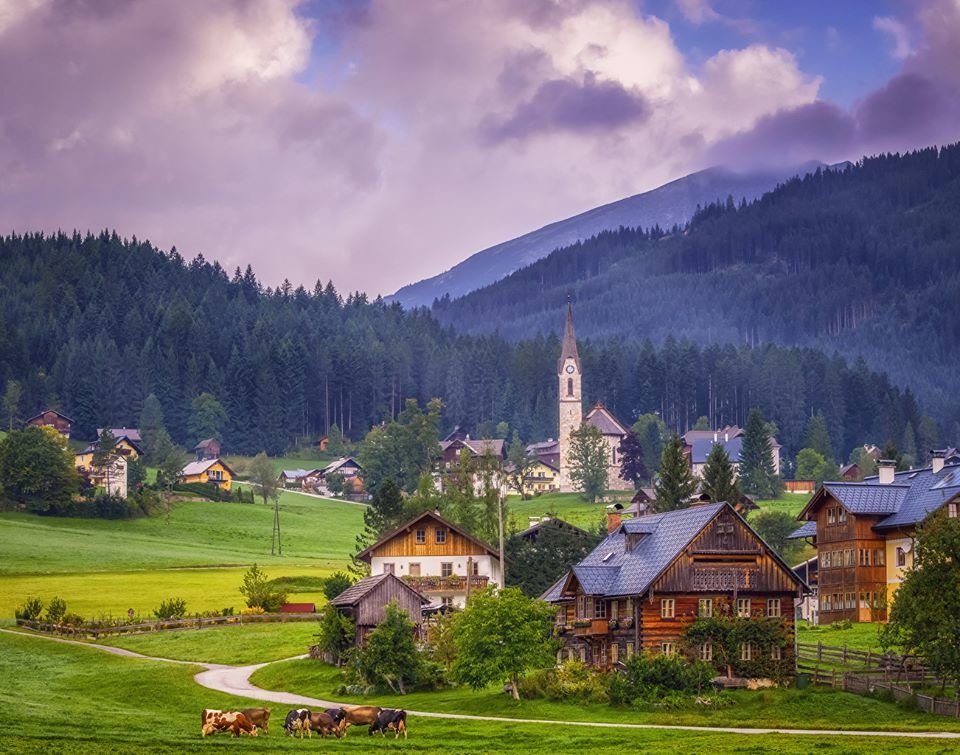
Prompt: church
<box><xmin>556</xmin><ymin>302</ymin><xmax>633</xmax><ymax>494</ymax></box>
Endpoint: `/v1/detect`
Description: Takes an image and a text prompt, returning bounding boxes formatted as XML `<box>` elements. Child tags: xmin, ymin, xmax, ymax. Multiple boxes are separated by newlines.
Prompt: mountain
<box><xmin>433</xmin><ymin>144</ymin><xmax>960</xmax><ymax>415</ymax></box>
<box><xmin>389</xmin><ymin>163</ymin><xmax>823</xmax><ymax>309</ymax></box>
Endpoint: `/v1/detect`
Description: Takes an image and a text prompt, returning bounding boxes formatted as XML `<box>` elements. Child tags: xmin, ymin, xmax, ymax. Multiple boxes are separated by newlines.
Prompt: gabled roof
<box><xmin>194</xmin><ymin>438</ymin><xmax>220</xmax><ymax>450</ymax></box>
<box><xmin>84</xmin><ymin>436</ymin><xmax>145</xmax><ymax>456</ymax></box>
<box><xmin>330</xmin><ymin>573</ymin><xmax>429</xmax><ymax>608</ymax></box>
<box><xmin>545</xmin><ymin>502</ymin><xmax>805</xmax><ymax>601</ymax></box>
<box><xmin>323</xmin><ymin>456</ymin><xmax>362</xmax><ymax>475</ymax></box>
<box><xmin>689</xmin><ymin>437</ymin><xmax>743</xmax><ymax>465</ymax></box>
<box><xmin>356</xmin><ymin>510</ymin><xmax>500</xmax><ymax>563</ymax></box>
<box><xmin>788</xmin><ymin>520</ymin><xmax>817</xmax><ymax>540</ymax></box>
<box><xmin>25</xmin><ymin>409</ymin><xmax>73</xmax><ymax>424</ymax></box>
<box><xmin>557</xmin><ymin>300</ymin><xmax>581</xmax><ymax>374</ymax></box>
<box><xmin>181</xmin><ymin>458</ymin><xmax>234</xmax><ymax>477</ymax></box>
<box><xmin>97</xmin><ymin>428</ymin><xmax>142</xmax><ymax>442</ymax></box>
<box><xmin>440</xmin><ymin>438</ymin><xmax>506</xmax><ymax>457</ymax></box>
<box><xmin>583</xmin><ymin>404</ymin><xmax>628</xmax><ymax>437</ymax></box>
<box><xmin>279</xmin><ymin>469</ymin><xmax>309</xmax><ymax>480</ymax></box>
<box><xmin>516</xmin><ymin>517</ymin><xmax>589</xmax><ymax>540</ymax></box>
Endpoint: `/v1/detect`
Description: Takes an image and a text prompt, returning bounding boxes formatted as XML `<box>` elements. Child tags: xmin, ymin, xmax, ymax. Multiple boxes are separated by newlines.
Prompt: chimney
<box><xmin>713</xmin><ymin>432</ymin><xmax>718</xmax><ymax>442</ymax></box>
<box><xmin>877</xmin><ymin>459</ymin><xmax>896</xmax><ymax>484</ymax></box>
<box><xmin>724</xmin><ymin>432</ymin><xmax>729</xmax><ymax>442</ymax></box>
<box><xmin>607</xmin><ymin>511</ymin><xmax>622</xmax><ymax>534</ymax></box>
<box><xmin>932</xmin><ymin>449</ymin><xmax>946</xmax><ymax>474</ymax></box>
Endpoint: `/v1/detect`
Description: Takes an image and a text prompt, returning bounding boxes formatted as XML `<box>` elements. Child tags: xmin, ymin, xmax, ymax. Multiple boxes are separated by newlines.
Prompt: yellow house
<box><xmin>524</xmin><ymin>459</ymin><xmax>559</xmax><ymax>494</ymax></box>
<box><xmin>77</xmin><ymin>435</ymin><xmax>143</xmax><ymax>466</ymax></box>
<box><xmin>180</xmin><ymin>458</ymin><xmax>234</xmax><ymax>491</ymax></box>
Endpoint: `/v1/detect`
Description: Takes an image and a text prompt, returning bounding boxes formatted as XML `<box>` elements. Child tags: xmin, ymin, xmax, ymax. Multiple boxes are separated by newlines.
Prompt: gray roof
<box><xmin>440</xmin><ymin>438</ymin><xmax>506</xmax><ymax>456</ymax></box>
<box><xmin>822</xmin><ymin>482</ymin><xmax>908</xmax><ymax>514</ymax></box>
<box><xmin>689</xmin><ymin>437</ymin><xmax>743</xmax><ymax>465</ymax></box>
<box><xmin>97</xmin><ymin>428</ymin><xmax>142</xmax><ymax>442</ymax></box>
<box><xmin>584</xmin><ymin>405</ymin><xmax>628</xmax><ymax>437</ymax></box>
<box><xmin>788</xmin><ymin>520</ymin><xmax>817</xmax><ymax>539</ymax></box>
<box><xmin>545</xmin><ymin>502</ymin><xmax>728</xmax><ymax>600</ymax></box>
<box><xmin>331</xmin><ymin>573</ymin><xmax>429</xmax><ymax>607</ymax></box>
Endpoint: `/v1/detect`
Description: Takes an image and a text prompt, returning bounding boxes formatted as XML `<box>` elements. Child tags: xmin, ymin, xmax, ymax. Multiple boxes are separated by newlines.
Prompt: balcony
<box><xmin>401</xmin><ymin>575</ymin><xmax>490</xmax><ymax>593</ymax></box>
<box><xmin>572</xmin><ymin>618</ymin><xmax>609</xmax><ymax>636</ymax></box>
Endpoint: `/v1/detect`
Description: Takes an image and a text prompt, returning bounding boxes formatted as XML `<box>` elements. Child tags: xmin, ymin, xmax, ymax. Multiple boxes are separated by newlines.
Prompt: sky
<box><xmin>2</xmin><ymin>0</ymin><xmax>959</xmax><ymax>297</ymax></box>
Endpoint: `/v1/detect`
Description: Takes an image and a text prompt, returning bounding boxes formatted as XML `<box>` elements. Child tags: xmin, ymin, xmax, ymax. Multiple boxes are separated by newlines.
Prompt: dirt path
<box><xmin>5</xmin><ymin>628</ymin><xmax>960</xmax><ymax>740</ymax></box>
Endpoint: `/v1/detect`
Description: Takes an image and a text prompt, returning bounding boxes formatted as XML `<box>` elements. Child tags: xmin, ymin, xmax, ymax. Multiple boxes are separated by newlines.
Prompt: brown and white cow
<box><xmin>241</xmin><ymin>708</ymin><xmax>271</xmax><ymax>734</ymax></box>
<box><xmin>339</xmin><ymin>705</ymin><xmax>382</xmax><ymax>737</ymax></box>
<box><xmin>308</xmin><ymin>711</ymin><xmax>341</xmax><ymax>738</ymax></box>
<box><xmin>200</xmin><ymin>709</ymin><xmax>258</xmax><ymax>737</ymax></box>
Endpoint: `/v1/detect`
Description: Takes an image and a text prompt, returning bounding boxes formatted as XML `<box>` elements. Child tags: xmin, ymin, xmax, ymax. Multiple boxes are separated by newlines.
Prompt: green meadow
<box><xmin>0</xmin><ymin>490</ymin><xmax>364</xmax><ymax>620</ymax></box>
<box><xmin>1</xmin><ymin>631</ymin><xmax>955</xmax><ymax>754</ymax></box>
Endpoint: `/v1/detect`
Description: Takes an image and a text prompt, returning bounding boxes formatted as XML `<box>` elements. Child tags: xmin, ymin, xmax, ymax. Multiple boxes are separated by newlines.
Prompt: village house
<box><xmin>193</xmin><ymin>437</ymin><xmax>221</xmax><ymax>461</ymax></box>
<box><xmin>526</xmin><ymin>439</ymin><xmax>560</xmax><ymax>468</ymax></box>
<box><xmin>321</xmin><ymin>456</ymin><xmax>364</xmax><ymax>494</ymax></box>
<box><xmin>75</xmin><ymin>453</ymin><xmax>129</xmax><ymax>498</ymax></box>
<box><xmin>180</xmin><ymin>458</ymin><xmax>234</xmax><ymax>491</ymax></box>
<box><xmin>544</xmin><ymin>502</ymin><xmax>805</xmax><ymax>670</ymax></box>
<box><xmin>329</xmin><ymin>572</ymin><xmax>429</xmax><ymax>647</ymax></box>
<box><xmin>682</xmin><ymin>426</ymin><xmax>782</xmax><ymax>479</ymax></box>
<box><xmin>356</xmin><ymin>510</ymin><xmax>502</xmax><ymax>609</ymax></box>
<box><xmin>522</xmin><ymin>458</ymin><xmax>560</xmax><ymax>494</ymax></box>
<box><xmin>25</xmin><ymin>409</ymin><xmax>73</xmax><ymax>439</ymax></box>
<box><xmin>790</xmin><ymin>451</ymin><xmax>960</xmax><ymax>624</ymax></box>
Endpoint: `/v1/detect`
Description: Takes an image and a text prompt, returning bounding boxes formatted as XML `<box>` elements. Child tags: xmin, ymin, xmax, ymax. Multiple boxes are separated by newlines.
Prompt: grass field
<box><xmin>0</xmin><ymin>490</ymin><xmax>363</xmax><ymax>620</ymax></box>
<box><xmin>797</xmin><ymin>620</ymin><xmax>887</xmax><ymax>652</ymax></box>
<box><xmin>252</xmin><ymin>658</ymin><xmax>960</xmax><ymax>734</ymax></box>
<box><xmin>1</xmin><ymin>631</ymin><xmax>955</xmax><ymax>754</ymax></box>
<box><xmin>224</xmin><ymin>452</ymin><xmax>339</xmax><ymax>480</ymax></box>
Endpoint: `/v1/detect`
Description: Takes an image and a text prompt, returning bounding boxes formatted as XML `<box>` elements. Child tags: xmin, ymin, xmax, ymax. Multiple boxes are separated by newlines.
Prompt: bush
<box><xmin>45</xmin><ymin>596</ymin><xmax>67</xmax><ymax>624</ymax></box>
<box><xmin>15</xmin><ymin>596</ymin><xmax>44</xmax><ymax>621</ymax></box>
<box><xmin>322</xmin><ymin>571</ymin><xmax>355</xmax><ymax>601</ymax></box>
<box><xmin>60</xmin><ymin>612</ymin><xmax>84</xmax><ymax>627</ymax></box>
<box><xmin>153</xmin><ymin>597</ymin><xmax>187</xmax><ymax>620</ymax></box>
<box><xmin>546</xmin><ymin>660</ymin><xmax>608</xmax><ymax>702</ymax></box>
<box><xmin>608</xmin><ymin>654</ymin><xmax>719</xmax><ymax>706</ymax></box>
<box><xmin>831</xmin><ymin>619</ymin><xmax>853</xmax><ymax>631</ymax></box>
<box><xmin>239</xmin><ymin>564</ymin><xmax>287</xmax><ymax>612</ymax></box>
<box><xmin>240</xmin><ymin>606</ymin><xmax>265</xmax><ymax>615</ymax></box>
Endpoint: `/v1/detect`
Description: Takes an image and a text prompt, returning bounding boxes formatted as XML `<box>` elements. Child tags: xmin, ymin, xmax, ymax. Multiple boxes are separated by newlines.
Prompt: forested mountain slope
<box><xmin>433</xmin><ymin>145</ymin><xmax>960</xmax><ymax>412</ymax></box>
<box><xmin>389</xmin><ymin>163</ymin><xmax>820</xmax><ymax>309</ymax></box>
<box><xmin>0</xmin><ymin>231</ymin><xmax>943</xmax><ymax>463</ymax></box>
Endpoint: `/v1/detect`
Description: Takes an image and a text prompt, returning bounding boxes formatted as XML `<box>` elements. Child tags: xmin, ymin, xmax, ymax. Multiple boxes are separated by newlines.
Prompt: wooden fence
<box><xmin>16</xmin><ymin>612</ymin><xmax>318</xmax><ymax>640</ymax></box>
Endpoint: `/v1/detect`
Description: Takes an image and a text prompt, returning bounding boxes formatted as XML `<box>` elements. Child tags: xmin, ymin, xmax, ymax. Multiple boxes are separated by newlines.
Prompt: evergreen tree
<box><xmin>569</xmin><ymin>423</ymin><xmax>609</xmax><ymax>502</ymax></box>
<box><xmin>795</xmin><ymin>448</ymin><xmax>838</xmax><ymax>484</ymax></box>
<box><xmin>505</xmin><ymin>431</ymin><xmax>536</xmax><ymax>499</ymax></box>
<box><xmin>901</xmin><ymin>422</ymin><xmax>918</xmax><ymax>469</ymax></box>
<box><xmin>505</xmin><ymin>518</ymin><xmax>600</xmax><ymax>597</ymax></box>
<box><xmin>187</xmin><ymin>392</ymin><xmax>228</xmax><ymax>445</ymax></box>
<box><xmin>805</xmin><ymin>412</ymin><xmax>834</xmax><ymax>462</ymax></box>
<box><xmin>700</xmin><ymin>442</ymin><xmax>741</xmax><ymax>504</ymax></box>
<box><xmin>739</xmin><ymin>408</ymin><xmax>781</xmax><ymax>499</ymax></box>
<box><xmin>0</xmin><ymin>427</ymin><xmax>79</xmax><ymax>512</ymax></box>
<box><xmin>654</xmin><ymin>434</ymin><xmax>697</xmax><ymax>511</ymax></box>
<box><xmin>3</xmin><ymin>379</ymin><xmax>22</xmax><ymax>430</ymax></box>
<box><xmin>357</xmin><ymin>601</ymin><xmax>422</xmax><ymax>694</ymax></box>
<box><xmin>617</xmin><ymin>430</ymin><xmax>648</xmax><ymax>489</ymax></box>
<box><xmin>139</xmin><ymin>393</ymin><xmax>167</xmax><ymax>463</ymax></box>
<box><xmin>634</xmin><ymin>414</ymin><xmax>666</xmax><ymax>475</ymax></box>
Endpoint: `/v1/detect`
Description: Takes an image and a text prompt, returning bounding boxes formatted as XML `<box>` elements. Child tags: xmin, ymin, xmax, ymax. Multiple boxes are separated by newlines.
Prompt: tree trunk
<box><xmin>511</xmin><ymin>675</ymin><xmax>520</xmax><ymax>700</ymax></box>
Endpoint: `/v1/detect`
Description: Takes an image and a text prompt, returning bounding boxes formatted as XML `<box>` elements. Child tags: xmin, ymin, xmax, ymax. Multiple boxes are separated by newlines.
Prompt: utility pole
<box><xmin>498</xmin><ymin>491</ymin><xmax>505</xmax><ymax>587</ymax></box>
<box><xmin>271</xmin><ymin>497</ymin><xmax>282</xmax><ymax>556</ymax></box>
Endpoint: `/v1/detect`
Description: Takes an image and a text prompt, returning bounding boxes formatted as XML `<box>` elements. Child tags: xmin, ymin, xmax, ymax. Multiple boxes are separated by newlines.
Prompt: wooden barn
<box><xmin>544</xmin><ymin>501</ymin><xmax>807</xmax><ymax>670</ymax></box>
<box><xmin>329</xmin><ymin>573</ymin><xmax>429</xmax><ymax>646</ymax></box>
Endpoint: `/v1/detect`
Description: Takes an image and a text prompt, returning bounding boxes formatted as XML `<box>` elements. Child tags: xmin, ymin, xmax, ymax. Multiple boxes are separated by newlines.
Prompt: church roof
<box><xmin>584</xmin><ymin>403</ymin><xmax>628</xmax><ymax>437</ymax></box>
<box><xmin>556</xmin><ymin>300</ymin><xmax>581</xmax><ymax>374</ymax></box>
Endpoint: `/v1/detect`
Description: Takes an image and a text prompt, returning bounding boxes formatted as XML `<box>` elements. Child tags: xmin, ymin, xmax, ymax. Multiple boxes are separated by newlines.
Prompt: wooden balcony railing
<box><xmin>572</xmin><ymin>618</ymin><xmax>609</xmax><ymax>636</ymax></box>
<box><xmin>401</xmin><ymin>575</ymin><xmax>490</xmax><ymax>592</ymax></box>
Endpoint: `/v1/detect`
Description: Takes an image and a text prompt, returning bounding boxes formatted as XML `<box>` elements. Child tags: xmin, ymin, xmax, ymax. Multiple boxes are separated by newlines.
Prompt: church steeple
<box><xmin>557</xmin><ymin>298</ymin><xmax>581</xmax><ymax>375</ymax></box>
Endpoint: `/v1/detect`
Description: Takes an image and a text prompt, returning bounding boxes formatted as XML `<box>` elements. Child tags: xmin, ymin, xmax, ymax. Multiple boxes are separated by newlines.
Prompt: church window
<box><xmin>567</xmin><ymin>378</ymin><xmax>574</xmax><ymax>396</ymax></box>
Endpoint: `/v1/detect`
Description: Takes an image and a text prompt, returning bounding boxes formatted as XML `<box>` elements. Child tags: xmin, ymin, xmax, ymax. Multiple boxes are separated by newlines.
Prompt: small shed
<box><xmin>194</xmin><ymin>438</ymin><xmax>222</xmax><ymax>461</ymax></box>
<box><xmin>330</xmin><ymin>573</ymin><xmax>429</xmax><ymax>646</ymax></box>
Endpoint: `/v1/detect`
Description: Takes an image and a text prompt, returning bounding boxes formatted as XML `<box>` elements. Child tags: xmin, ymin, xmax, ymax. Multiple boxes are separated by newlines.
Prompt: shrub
<box><xmin>322</xmin><ymin>571</ymin><xmax>355</xmax><ymax>601</ymax></box>
<box><xmin>15</xmin><ymin>596</ymin><xmax>44</xmax><ymax>621</ymax></box>
<box><xmin>831</xmin><ymin>619</ymin><xmax>853</xmax><ymax>631</ymax></box>
<box><xmin>46</xmin><ymin>596</ymin><xmax>67</xmax><ymax>624</ymax></box>
<box><xmin>546</xmin><ymin>660</ymin><xmax>608</xmax><ymax>702</ymax></box>
<box><xmin>240</xmin><ymin>606</ymin><xmax>265</xmax><ymax>615</ymax></box>
<box><xmin>60</xmin><ymin>612</ymin><xmax>84</xmax><ymax>627</ymax></box>
<box><xmin>239</xmin><ymin>563</ymin><xmax>287</xmax><ymax>612</ymax></box>
<box><xmin>608</xmin><ymin>653</ymin><xmax>719</xmax><ymax>705</ymax></box>
<box><xmin>153</xmin><ymin>597</ymin><xmax>187</xmax><ymax>620</ymax></box>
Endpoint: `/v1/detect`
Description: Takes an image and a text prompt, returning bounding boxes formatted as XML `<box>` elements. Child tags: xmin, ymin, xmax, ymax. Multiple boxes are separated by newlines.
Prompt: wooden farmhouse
<box><xmin>544</xmin><ymin>502</ymin><xmax>806</xmax><ymax>670</ymax></box>
<box><xmin>330</xmin><ymin>573</ymin><xmax>429</xmax><ymax>646</ymax></box>
<box><xmin>193</xmin><ymin>438</ymin><xmax>221</xmax><ymax>461</ymax></box>
<box><xmin>356</xmin><ymin>511</ymin><xmax>502</xmax><ymax>609</ymax></box>
<box><xmin>25</xmin><ymin>409</ymin><xmax>73</xmax><ymax>438</ymax></box>
<box><xmin>791</xmin><ymin>453</ymin><xmax>960</xmax><ymax>624</ymax></box>
<box><xmin>180</xmin><ymin>458</ymin><xmax>234</xmax><ymax>491</ymax></box>
<box><xmin>439</xmin><ymin>437</ymin><xmax>506</xmax><ymax>469</ymax></box>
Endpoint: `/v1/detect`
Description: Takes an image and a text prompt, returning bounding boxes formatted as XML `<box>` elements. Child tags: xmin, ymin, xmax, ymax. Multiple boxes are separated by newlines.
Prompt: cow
<box><xmin>200</xmin><ymin>710</ymin><xmax>257</xmax><ymax>737</ymax></box>
<box><xmin>369</xmin><ymin>708</ymin><xmax>407</xmax><ymax>739</ymax></box>
<box><xmin>283</xmin><ymin>708</ymin><xmax>312</xmax><ymax>738</ymax></box>
<box><xmin>241</xmin><ymin>707</ymin><xmax>271</xmax><ymax>734</ymax></box>
<box><xmin>339</xmin><ymin>705</ymin><xmax>382</xmax><ymax>737</ymax></box>
<box><xmin>325</xmin><ymin>708</ymin><xmax>347</xmax><ymax>736</ymax></box>
<box><xmin>308</xmin><ymin>711</ymin><xmax>341</xmax><ymax>738</ymax></box>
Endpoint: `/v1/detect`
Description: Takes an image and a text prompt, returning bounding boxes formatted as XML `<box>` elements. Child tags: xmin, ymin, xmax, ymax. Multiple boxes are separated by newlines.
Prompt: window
<box><xmin>626</xmin><ymin>598</ymin><xmax>633</xmax><ymax>616</ymax></box>
<box><xmin>874</xmin><ymin>548</ymin><xmax>885</xmax><ymax>566</ymax></box>
<box><xmin>771</xmin><ymin>645</ymin><xmax>782</xmax><ymax>660</ymax></box>
<box><xmin>660</xmin><ymin>642</ymin><xmax>675</xmax><ymax>657</ymax></box>
<box><xmin>470</xmin><ymin>561</ymin><xmax>480</xmax><ymax>576</ymax></box>
<box><xmin>441</xmin><ymin>597</ymin><xmax>454</xmax><ymax>608</ymax></box>
<box><xmin>698</xmin><ymin>598</ymin><xmax>713</xmax><ymax>618</ymax></box>
<box><xmin>827</xmin><ymin>507</ymin><xmax>836</xmax><ymax>525</ymax></box>
<box><xmin>699</xmin><ymin>642</ymin><xmax>713</xmax><ymax>661</ymax></box>
<box><xmin>415</xmin><ymin>528</ymin><xmax>426</xmax><ymax>544</ymax></box>
<box><xmin>660</xmin><ymin>599</ymin><xmax>675</xmax><ymax>618</ymax></box>
<box><xmin>896</xmin><ymin>547</ymin><xmax>906</xmax><ymax>567</ymax></box>
<box><xmin>859</xmin><ymin>549</ymin><xmax>871</xmax><ymax>566</ymax></box>
<box><xmin>716</xmin><ymin>521</ymin><xmax>734</xmax><ymax>535</ymax></box>
<box><xmin>610</xmin><ymin>643</ymin><xmax>619</xmax><ymax>665</ymax></box>
<box><xmin>609</xmin><ymin>600</ymin><xmax>618</xmax><ymax>621</ymax></box>
<box><xmin>737</xmin><ymin>598</ymin><xmax>751</xmax><ymax>618</ymax></box>
<box><xmin>845</xmin><ymin>549</ymin><xmax>856</xmax><ymax>566</ymax></box>
<box><xmin>846</xmin><ymin>593</ymin><xmax>856</xmax><ymax>610</ymax></box>
<box><xmin>383</xmin><ymin>563</ymin><xmax>395</xmax><ymax>575</ymax></box>
<box><xmin>949</xmin><ymin>502</ymin><xmax>958</xmax><ymax>518</ymax></box>
<box><xmin>594</xmin><ymin>600</ymin><xmax>607</xmax><ymax>620</ymax></box>
<box><xmin>821</xmin><ymin>594</ymin><xmax>832</xmax><ymax>611</ymax></box>
<box><xmin>576</xmin><ymin>595</ymin><xmax>587</xmax><ymax>619</ymax></box>
<box><xmin>767</xmin><ymin>599</ymin><xmax>781</xmax><ymax>618</ymax></box>
<box><xmin>626</xmin><ymin>642</ymin><xmax>635</xmax><ymax>659</ymax></box>
<box><xmin>440</xmin><ymin>562</ymin><xmax>453</xmax><ymax>578</ymax></box>
<box><xmin>408</xmin><ymin>563</ymin><xmax>420</xmax><ymax>577</ymax></box>
<box><xmin>838</xmin><ymin>508</ymin><xmax>847</xmax><ymax>523</ymax></box>
<box><xmin>821</xmin><ymin>551</ymin><xmax>832</xmax><ymax>568</ymax></box>
<box><xmin>435</xmin><ymin>528</ymin><xmax>447</xmax><ymax>544</ymax></box>
<box><xmin>567</xmin><ymin>378</ymin><xmax>574</xmax><ymax>396</ymax></box>
<box><xmin>739</xmin><ymin>642</ymin><xmax>753</xmax><ymax>661</ymax></box>
<box><xmin>579</xmin><ymin>646</ymin><xmax>586</xmax><ymax>663</ymax></box>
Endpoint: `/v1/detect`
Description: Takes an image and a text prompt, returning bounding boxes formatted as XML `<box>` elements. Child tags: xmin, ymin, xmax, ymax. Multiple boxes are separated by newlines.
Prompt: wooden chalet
<box><xmin>330</xmin><ymin>573</ymin><xmax>429</xmax><ymax>646</ymax></box>
<box><xmin>25</xmin><ymin>409</ymin><xmax>73</xmax><ymax>438</ymax></box>
<box><xmin>356</xmin><ymin>510</ymin><xmax>502</xmax><ymax>608</ymax></box>
<box><xmin>440</xmin><ymin>437</ymin><xmax>506</xmax><ymax>469</ymax></box>
<box><xmin>792</xmin><ymin>453</ymin><xmax>960</xmax><ymax>623</ymax></box>
<box><xmin>838</xmin><ymin>463</ymin><xmax>861</xmax><ymax>481</ymax></box>
<box><xmin>194</xmin><ymin>437</ymin><xmax>221</xmax><ymax>461</ymax></box>
<box><xmin>544</xmin><ymin>502</ymin><xmax>806</xmax><ymax>670</ymax></box>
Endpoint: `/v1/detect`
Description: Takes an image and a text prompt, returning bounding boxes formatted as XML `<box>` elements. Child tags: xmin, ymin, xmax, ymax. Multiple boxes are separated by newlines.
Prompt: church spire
<box><xmin>557</xmin><ymin>297</ymin><xmax>581</xmax><ymax>374</ymax></box>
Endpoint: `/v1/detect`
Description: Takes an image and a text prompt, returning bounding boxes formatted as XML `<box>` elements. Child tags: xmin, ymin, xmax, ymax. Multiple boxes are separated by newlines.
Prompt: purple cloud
<box><xmin>482</xmin><ymin>73</ymin><xmax>649</xmax><ymax>143</ymax></box>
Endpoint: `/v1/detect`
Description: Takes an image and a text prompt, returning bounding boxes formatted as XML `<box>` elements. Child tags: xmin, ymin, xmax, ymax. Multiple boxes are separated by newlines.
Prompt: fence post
<box><xmin>842</xmin><ymin>645</ymin><xmax>847</xmax><ymax>665</ymax></box>
<box><xmin>817</xmin><ymin>641</ymin><xmax>823</xmax><ymax>663</ymax></box>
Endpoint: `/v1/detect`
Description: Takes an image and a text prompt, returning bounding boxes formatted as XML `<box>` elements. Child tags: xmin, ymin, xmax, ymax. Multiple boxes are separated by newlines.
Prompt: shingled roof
<box><xmin>583</xmin><ymin>404</ymin><xmax>629</xmax><ymax>437</ymax></box>
<box><xmin>330</xmin><ymin>573</ymin><xmax>429</xmax><ymax>608</ymax></box>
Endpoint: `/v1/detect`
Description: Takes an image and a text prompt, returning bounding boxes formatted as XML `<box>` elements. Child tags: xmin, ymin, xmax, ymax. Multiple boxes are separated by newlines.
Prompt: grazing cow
<box><xmin>284</xmin><ymin>708</ymin><xmax>312</xmax><ymax>738</ymax></box>
<box><xmin>200</xmin><ymin>710</ymin><xmax>257</xmax><ymax>737</ymax></box>
<box><xmin>241</xmin><ymin>707</ymin><xmax>271</xmax><ymax>734</ymax></box>
<box><xmin>308</xmin><ymin>711</ymin><xmax>341</xmax><ymax>738</ymax></box>
<box><xmin>369</xmin><ymin>708</ymin><xmax>407</xmax><ymax>739</ymax></box>
<box><xmin>325</xmin><ymin>708</ymin><xmax>347</xmax><ymax>736</ymax></box>
<box><xmin>339</xmin><ymin>705</ymin><xmax>382</xmax><ymax>737</ymax></box>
